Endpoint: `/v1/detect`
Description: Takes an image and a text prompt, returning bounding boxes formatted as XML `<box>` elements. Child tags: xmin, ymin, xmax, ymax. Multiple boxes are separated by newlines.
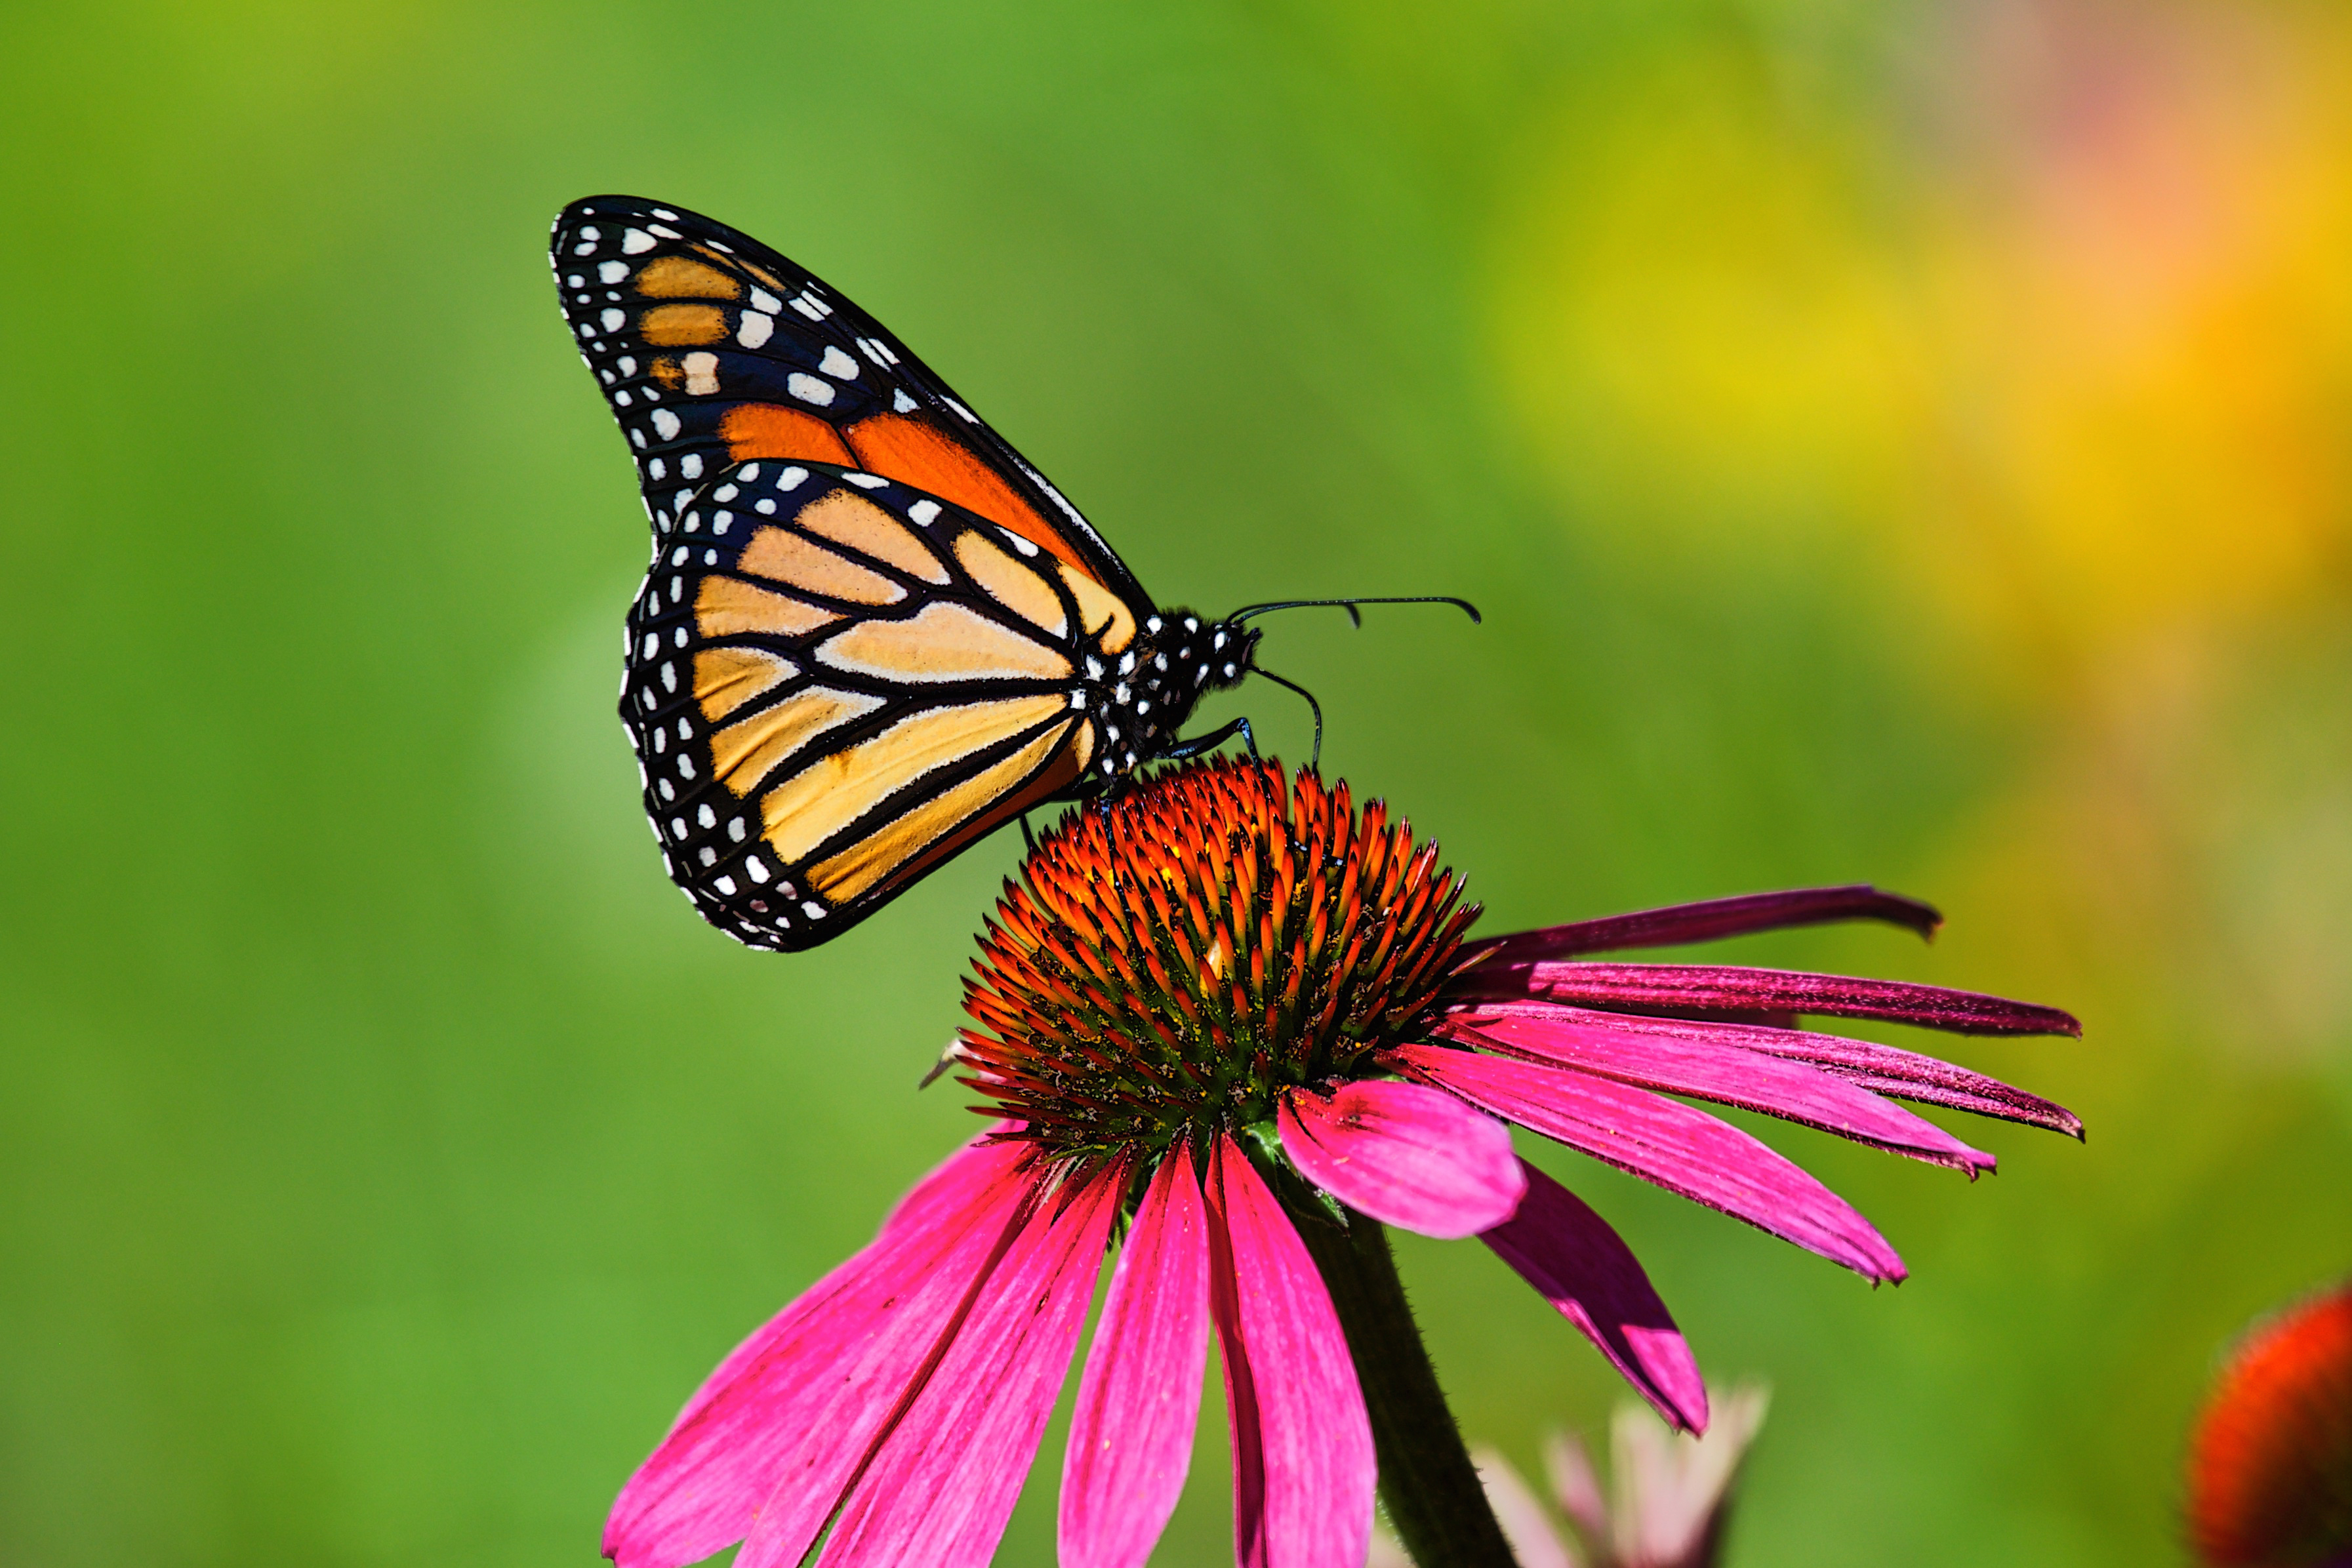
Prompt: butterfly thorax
<box><xmin>1083</xmin><ymin>610</ymin><xmax>1259</xmax><ymax>781</ymax></box>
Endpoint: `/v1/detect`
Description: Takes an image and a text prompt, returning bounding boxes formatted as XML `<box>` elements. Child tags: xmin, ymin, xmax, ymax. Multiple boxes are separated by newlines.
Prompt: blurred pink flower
<box><xmin>1441</xmin><ymin>1384</ymin><xmax>1772</xmax><ymax>1568</ymax></box>
<box><xmin>604</xmin><ymin>760</ymin><xmax>2078</xmax><ymax>1568</ymax></box>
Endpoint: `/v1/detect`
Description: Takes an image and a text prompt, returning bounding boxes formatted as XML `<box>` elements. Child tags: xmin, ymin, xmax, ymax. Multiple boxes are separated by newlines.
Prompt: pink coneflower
<box><xmin>1463</xmin><ymin>1383</ymin><xmax>1772</xmax><ymax>1568</ymax></box>
<box><xmin>606</xmin><ymin>759</ymin><xmax>2079</xmax><ymax>1568</ymax></box>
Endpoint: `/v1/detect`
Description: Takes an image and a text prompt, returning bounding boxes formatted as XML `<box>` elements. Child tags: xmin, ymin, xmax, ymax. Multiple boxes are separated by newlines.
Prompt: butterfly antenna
<box><xmin>1249</xmin><ymin>664</ymin><xmax>1326</xmax><ymax>770</ymax></box>
<box><xmin>1227</xmin><ymin>594</ymin><xmax>1482</xmax><ymax>628</ymax></box>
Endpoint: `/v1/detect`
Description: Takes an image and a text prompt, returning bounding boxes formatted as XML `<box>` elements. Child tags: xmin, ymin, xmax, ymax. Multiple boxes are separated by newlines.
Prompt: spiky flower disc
<box><xmin>959</xmin><ymin>758</ymin><xmax>1479</xmax><ymax>1160</ymax></box>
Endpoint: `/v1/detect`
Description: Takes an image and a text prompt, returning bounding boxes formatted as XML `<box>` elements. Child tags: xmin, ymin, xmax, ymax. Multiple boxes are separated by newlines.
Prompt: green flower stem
<box><xmin>1295</xmin><ymin>1208</ymin><xmax>1516</xmax><ymax>1567</ymax></box>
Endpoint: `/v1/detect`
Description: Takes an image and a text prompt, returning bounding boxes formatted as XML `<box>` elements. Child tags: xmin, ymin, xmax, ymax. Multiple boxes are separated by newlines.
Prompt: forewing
<box><xmin>623</xmin><ymin>460</ymin><xmax>1103</xmax><ymax>949</ymax></box>
<box><xmin>552</xmin><ymin>195</ymin><xmax>1148</xmax><ymax>613</ymax></box>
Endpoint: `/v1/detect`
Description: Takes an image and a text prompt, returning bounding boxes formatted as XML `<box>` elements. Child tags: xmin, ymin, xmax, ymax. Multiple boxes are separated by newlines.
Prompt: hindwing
<box><xmin>622</xmin><ymin>459</ymin><xmax>1109</xmax><ymax>948</ymax></box>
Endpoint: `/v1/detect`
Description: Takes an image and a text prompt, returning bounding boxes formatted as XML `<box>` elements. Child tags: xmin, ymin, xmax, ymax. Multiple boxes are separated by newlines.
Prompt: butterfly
<box><xmin>551</xmin><ymin>195</ymin><xmax>1469</xmax><ymax>951</ymax></box>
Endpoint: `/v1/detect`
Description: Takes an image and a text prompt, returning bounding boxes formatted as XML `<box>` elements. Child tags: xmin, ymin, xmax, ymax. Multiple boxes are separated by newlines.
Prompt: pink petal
<box><xmin>1440</xmin><ymin>1009</ymin><xmax>1995</xmax><ymax>1175</ymax></box>
<box><xmin>807</xmin><ymin>1161</ymin><xmax>1124</xmax><ymax>1568</ymax></box>
<box><xmin>1060</xmin><ymin>1147</ymin><xmax>1213</xmax><ymax>1568</ymax></box>
<box><xmin>1479</xmin><ymin>1159</ymin><xmax>1708</xmax><ymax>1433</ymax></box>
<box><xmin>1462</xmin><ymin>885</ymin><xmax>1941</xmax><ymax>962</ymax></box>
<box><xmin>1390</xmin><ymin>1043</ymin><xmax>1905</xmax><ymax>1283</ymax></box>
<box><xmin>1206</xmin><ymin>1135</ymin><xmax>1377</xmax><ymax>1568</ymax></box>
<box><xmin>668</xmin><ymin>1134</ymin><xmax>1019</xmax><ymax>1437</ymax></box>
<box><xmin>1475</xmin><ymin>1003</ymin><xmax>2082</xmax><ymax>1138</ymax></box>
<box><xmin>606</xmin><ymin>1137</ymin><xmax>1040</xmax><ymax>1568</ymax></box>
<box><xmin>1543</xmin><ymin>1430</ymin><xmax>1610</xmax><ymax>1546</ymax></box>
<box><xmin>1278</xmin><ymin>1080</ymin><xmax>1526</xmax><ymax>1239</ymax></box>
<box><xmin>1455</xmin><ymin>961</ymin><xmax>2080</xmax><ymax>1037</ymax></box>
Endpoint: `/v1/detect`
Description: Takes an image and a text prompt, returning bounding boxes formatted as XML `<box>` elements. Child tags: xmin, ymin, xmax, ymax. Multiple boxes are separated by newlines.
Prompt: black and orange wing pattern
<box><xmin>550</xmin><ymin>196</ymin><xmax>1250</xmax><ymax>949</ymax></box>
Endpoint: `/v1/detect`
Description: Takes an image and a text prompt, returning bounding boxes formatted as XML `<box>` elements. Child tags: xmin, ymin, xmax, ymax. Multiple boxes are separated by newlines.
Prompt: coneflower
<box><xmin>2186</xmin><ymin>1281</ymin><xmax>2352</xmax><ymax>1567</ymax></box>
<box><xmin>606</xmin><ymin>758</ymin><xmax>2080</xmax><ymax>1568</ymax></box>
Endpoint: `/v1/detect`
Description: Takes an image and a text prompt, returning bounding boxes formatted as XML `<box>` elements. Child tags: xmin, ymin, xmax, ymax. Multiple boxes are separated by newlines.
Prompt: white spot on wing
<box><xmin>651</xmin><ymin>409</ymin><xmax>681</xmax><ymax>440</ymax></box>
<box><xmin>682</xmin><ymin>352</ymin><xmax>720</xmax><ymax>395</ymax></box>
<box><xmin>786</xmin><ymin>373</ymin><xmax>834</xmax><ymax>407</ymax></box>
<box><xmin>737</xmin><ymin>312</ymin><xmax>774</xmax><ymax>349</ymax></box>
<box><xmin>622</xmin><ymin>228</ymin><xmax>657</xmax><ymax>254</ymax></box>
<box><xmin>818</xmin><ymin>346</ymin><xmax>859</xmax><ymax>380</ymax></box>
<box><xmin>908</xmin><ymin>500</ymin><xmax>941</xmax><ymax>526</ymax></box>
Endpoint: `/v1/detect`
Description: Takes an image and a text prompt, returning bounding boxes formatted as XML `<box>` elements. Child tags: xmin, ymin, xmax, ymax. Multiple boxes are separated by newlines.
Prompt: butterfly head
<box><xmin>1085</xmin><ymin>610</ymin><xmax>1259</xmax><ymax>779</ymax></box>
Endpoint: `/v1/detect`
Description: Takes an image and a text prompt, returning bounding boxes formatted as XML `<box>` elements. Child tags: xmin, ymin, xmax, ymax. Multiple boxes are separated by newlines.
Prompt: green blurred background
<box><xmin>5</xmin><ymin>0</ymin><xmax>2349</xmax><ymax>1563</ymax></box>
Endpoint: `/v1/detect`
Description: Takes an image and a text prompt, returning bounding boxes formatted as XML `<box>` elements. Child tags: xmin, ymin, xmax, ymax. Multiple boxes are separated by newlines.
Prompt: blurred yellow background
<box><xmin>3</xmin><ymin>1</ymin><xmax>2346</xmax><ymax>1563</ymax></box>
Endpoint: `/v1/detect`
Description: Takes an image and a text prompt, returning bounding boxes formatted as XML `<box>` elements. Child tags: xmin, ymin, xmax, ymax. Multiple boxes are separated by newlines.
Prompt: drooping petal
<box><xmin>1455</xmin><ymin>961</ymin><xmax>2080</xmax><ymax>1037</ymax></box>
<box><xmin>1470</xmin><ymin>1003</ymin><xmax>2084</xmax><ymax>1138</ymax></box>
<box><xmin>806</xmin><ymin>1161</ymin><xmax>1124</xmax><ymax>1568</ymax></box>
<box><xmin>1060</xmin><ymin>1146</ymin><xmax>1213</xmax><ymax>1568</ymax></box>
<box><xmin>606</xmin><ymin>1137</ymin><xmax>1040</xmax><ymax>1568</ymax></box>
<box><xmin>1440</xmin><ymin>1010</ymin><xmax>1995</xmax><ymax>1175</ymax></box>
<box><xmin>1278</xmin><ymin>1080</ymin><xmax>1526</xmax><ymax>1239</ymax></box>
<box><xmin>1390</xmin><ymin>1043</ymin><xmax>1905</xmax><ymax>1282</ymax></box>
<box><xmin>1461</xmin><ymin>885</ymin><xmax>1941</xmax><ymax>963</ymax></box>
<box><xmin>1205</xmin><ymin>1134</ymin><xmax>1377</xmax><ymax>1568</ymax></box>
<box><xmin>1479</xmin><ymin>1160</ymin><xmax>1708</xmax><ymax>1434</ymax></box>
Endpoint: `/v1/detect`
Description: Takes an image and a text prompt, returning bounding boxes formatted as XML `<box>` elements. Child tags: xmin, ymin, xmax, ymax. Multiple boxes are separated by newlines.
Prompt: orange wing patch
<box><xmin>737</xmin><ymin>526</ymin><xmax>905</xmax><ymax>606</ymax></box>
<box><xmin>1057</xmin><ymin>561</ymin><xmax>1137</xmax><ymax>653</ymax></box>
<box><xmin>634</xmin><ymin>256</ymin><xmax>741</xmax><ymax>299</ymax></box>
<box><xmin>845</xmin><ymin>414</ymin><xmax>1091</xmax><ymax>578</ymax></box>
<box><xmin>639</xmin><ymin>304</ymin><xmax>731</xmax><ymax>347</ymax></box>
<box><xmin>712</xmin><ymin>686</ymin><xmax>885</xmax><ymax>795</ymax></box>
<box><xmin>721</xmin><ymin>404</ymin><xmax>857</xmax><ymax>468</ymax></box>
<box><xmin>809</xmin><ymin>720</ymin><xmax>1077</xmax><ymax>903</ymax></box>
<box><xmin>794</xmin><ymin>491</ymin><xmax>951</xmax><ymax>584</ymax></box>
<box><xmin>954</xmin><ymin>532</ymin><xmax>1068</xmax><ymax>640</ymax></box>
<box><xmin>695</xmin><ymin>576</ymin><xmax>841</xmax><ymax>639</ymax></box>
<box><xmin>694</xmin><ymin>646</ymin><xmax>798</xmax><ymax>723</ymax></box>
<box><xmin>816</xmin><ymin>601</ymin><xmax>1070</xmax><ymax>684</ymax></box>
<box><xmin>758</xmin><ymin>694</ymin><xmax>1068</xmax><ymax>862</ymax></box>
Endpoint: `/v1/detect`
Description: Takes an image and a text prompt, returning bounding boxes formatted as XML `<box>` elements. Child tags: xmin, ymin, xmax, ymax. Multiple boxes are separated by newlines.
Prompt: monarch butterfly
<box><xmin>552</xmin><ymin>195</ymin><xmax>1469</xmax><ymax>950</ymax></box>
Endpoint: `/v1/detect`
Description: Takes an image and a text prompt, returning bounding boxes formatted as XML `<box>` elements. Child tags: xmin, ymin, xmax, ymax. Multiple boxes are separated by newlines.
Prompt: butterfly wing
<box><xmin>551</xmin><ymin>195</ymin><xmax>1150</xmax><ymax>620</ymax></box>
<box><xmin>623</xmin><ymin>458</ymin><xmax>1112</xmax><ymax>949</ymax></box>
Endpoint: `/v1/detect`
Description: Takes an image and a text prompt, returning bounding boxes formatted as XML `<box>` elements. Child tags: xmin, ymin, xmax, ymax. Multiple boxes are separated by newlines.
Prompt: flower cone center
<box><xmin>958</xmin><ymin>759</ymin><xmax>1479</xmax><ymax>1161</ymax></box>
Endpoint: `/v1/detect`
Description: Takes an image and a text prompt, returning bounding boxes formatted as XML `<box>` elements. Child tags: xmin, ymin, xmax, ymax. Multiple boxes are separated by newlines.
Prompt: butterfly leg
<box><xmin>1020</xmin><ymin>813</ymin><xmax>1038</xmax><ymax>854</ymax></box>
<box><xmin>1160</xmin><ymin>717</ymin><xmax>1257</xmax><ymax>763</ymax></box>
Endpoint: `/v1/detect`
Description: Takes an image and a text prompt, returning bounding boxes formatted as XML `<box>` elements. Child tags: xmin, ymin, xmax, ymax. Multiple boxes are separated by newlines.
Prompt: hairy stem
<box><xmin>1296</xmin><ymin>1210</ymin><xmax>1516</xmax><ymax>1567</ymax></box>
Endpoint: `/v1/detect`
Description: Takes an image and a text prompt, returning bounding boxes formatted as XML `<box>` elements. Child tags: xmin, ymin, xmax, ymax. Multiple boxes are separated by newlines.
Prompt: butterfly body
<box><xmin>553</xmin><ymin>196</ymin><xmax>1265</xmax><ymax>949</ymax></box>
